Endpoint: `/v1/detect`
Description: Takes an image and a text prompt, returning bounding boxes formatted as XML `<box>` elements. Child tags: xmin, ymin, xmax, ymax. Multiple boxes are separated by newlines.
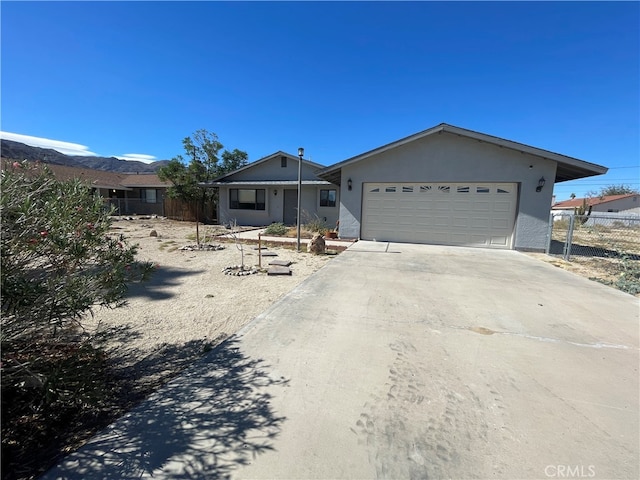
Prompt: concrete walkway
<box><xmin>219</xmin><ymin>227</ymin><xmax>355</xmax><ymax>249</ymax></box>
<box><xmin>43</xmin><ymin>242</ymin><xmax>639</xmax><ymax>479</ymax></box>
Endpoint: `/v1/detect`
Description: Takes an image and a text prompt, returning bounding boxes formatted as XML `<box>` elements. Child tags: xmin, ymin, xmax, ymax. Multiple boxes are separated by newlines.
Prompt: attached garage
<box><xmin>361</xmin><ymin>182</ymin><xmax>517</xmax><ymax>248</ymax></box>
<box><xmin>318</xmin><ymin>123</ymin><xmax>608</xmax><ymax>252</ymax></box>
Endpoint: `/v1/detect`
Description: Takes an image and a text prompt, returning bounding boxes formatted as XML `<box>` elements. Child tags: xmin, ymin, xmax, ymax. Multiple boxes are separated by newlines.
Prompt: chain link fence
<box><xmin>547</xmin><ymin>212</ymin><xmax>640</xmax><ymax>294</ymax></box>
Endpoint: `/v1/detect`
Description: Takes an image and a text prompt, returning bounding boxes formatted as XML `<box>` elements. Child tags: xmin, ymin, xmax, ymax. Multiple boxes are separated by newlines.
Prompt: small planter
<box><xmin>325</xmin><ymin>231</ymin><xmax>338</xmax><ymax>239</ymax></box>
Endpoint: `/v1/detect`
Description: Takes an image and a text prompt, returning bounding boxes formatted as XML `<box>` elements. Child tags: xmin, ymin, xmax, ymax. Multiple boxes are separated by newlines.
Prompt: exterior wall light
<box><xmin>536</xmin><ymin>177</ymin><xmax>546</xmax><ymax>192</ymax></box>
<box><xmin>347</xmin><ymin>178</ymin><xmax>353</xmax><ymax>191</ymax></box>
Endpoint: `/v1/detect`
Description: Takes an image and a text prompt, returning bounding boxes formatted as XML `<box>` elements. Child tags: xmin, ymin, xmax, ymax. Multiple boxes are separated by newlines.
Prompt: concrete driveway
<box><xmin>44</xmin><ymin>242</ymin><xmax>639</xmax><ymax>479</ymax></box>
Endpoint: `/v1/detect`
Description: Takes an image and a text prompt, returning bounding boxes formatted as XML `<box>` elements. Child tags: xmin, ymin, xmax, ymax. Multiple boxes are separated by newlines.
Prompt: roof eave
<box><xmin>318</xmin><ymin>123</ymin><xmax>608</xmax><ymax>183</ymax></box>
<box><xmin>211</xmin><ymin>151</ymin><xmax>325</xmax><ymax>182</ymax></box>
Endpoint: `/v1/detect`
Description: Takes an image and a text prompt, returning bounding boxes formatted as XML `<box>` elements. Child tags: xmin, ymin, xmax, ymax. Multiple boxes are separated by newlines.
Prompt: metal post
<box><xmin>564</xmin><ymin>214</ymin><xmax>575</xmax><ymax>261</ymax></box>
<box><xmin>545</xmin><ymin>212</ymin><xmax>554</xmax><ymax>255</ymax></box>
<box><xmin>297</xmin><ymin>148</ymin><xmax>304</xmax><ymax>252</ymax></box>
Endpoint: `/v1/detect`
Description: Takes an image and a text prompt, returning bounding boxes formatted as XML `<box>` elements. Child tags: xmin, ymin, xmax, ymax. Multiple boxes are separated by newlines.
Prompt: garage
<box><xmin>361</xmin><ymin>182</ymin><xmax>518</xmax><ymax>248</ymax></box>
<box><xmin>317</xmin><ymin>123</ymin><xmax>608</xmax><ymax>251</ymax></box>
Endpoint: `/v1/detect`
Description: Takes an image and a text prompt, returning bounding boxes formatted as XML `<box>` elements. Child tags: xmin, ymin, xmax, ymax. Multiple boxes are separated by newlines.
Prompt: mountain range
<box><xmin>1</xmin><ymin>139</ymin><xmax>171</xmax><ymax>173</ymax></box>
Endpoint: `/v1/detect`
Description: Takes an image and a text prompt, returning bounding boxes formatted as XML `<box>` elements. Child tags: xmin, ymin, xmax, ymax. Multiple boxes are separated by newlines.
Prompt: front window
<box><xmin>230</xmin><ymin>189</ymin><xmax>266</xmax><ymax>210</ymax></box>
<box><xmin>320</xmin><ymin>189</ymin><xmax>337</xmax><ymax>207</ymax></box>
<box><xmin>141</xmin><ymin>189</ymin><xmax>158</xmax><ymax>203</ymax></box>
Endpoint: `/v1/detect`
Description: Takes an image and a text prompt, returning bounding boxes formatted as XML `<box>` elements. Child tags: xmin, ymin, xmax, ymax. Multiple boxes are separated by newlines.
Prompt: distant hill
<box><xmin>0</xmin><ymin>139</ymin><xmax>171</xmax><ymax>173</ymax></box>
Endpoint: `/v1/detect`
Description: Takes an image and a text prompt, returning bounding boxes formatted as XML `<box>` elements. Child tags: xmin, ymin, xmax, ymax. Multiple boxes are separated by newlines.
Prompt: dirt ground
<box><xmin>84</xmin><ymin>217</ymin><xmax>334</xmax><ymax>386</ymax></box>
<box><xmin>83</xmin><ymin>217</ymin><xmax>636</xmax><ymax>383</ymax></box>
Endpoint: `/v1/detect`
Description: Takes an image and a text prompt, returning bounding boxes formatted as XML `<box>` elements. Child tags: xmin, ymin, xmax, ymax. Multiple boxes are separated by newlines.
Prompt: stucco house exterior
<box><xmin>317</xmin><ymin>123</ymin><xmax>607</xmax><ymax>251</ymax></box>
<box><xmin>205</xmin><ymin>151</ymin><xmax>339</xmax><ymax>228</ymax></box>
<box><xmin>552</xmin><ymin>194</ymin><xmax>640</xmax><ymax>214</ymax></box>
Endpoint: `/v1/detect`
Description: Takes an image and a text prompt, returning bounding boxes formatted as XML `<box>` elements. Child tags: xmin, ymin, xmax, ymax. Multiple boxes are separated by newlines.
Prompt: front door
<box><xmin>283</xmin><ymin>189</ymin><xmax>298</xmax><ymax>225</ymax></box>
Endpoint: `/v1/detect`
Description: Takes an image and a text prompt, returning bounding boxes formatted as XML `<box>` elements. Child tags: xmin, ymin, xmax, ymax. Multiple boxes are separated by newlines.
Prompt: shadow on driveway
<box><xmin>42</xmin><ymin>338</ymin><xmax>288</xmax><ymax>479</ymax></box>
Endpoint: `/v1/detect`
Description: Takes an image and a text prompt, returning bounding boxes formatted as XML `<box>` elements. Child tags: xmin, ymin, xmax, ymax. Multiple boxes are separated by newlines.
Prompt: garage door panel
<box><xmin>362</xmin><ymin>182</ymin><xmax>517</xmax><ymax>249</ymax></box>
<box><xmin>469</xmin><ymin>234</ymin><xmax>490</xmax><ymax>245</ymax></box>
<box><xmin>494</xmin><ymin>201</ymin><xmax>512</xmax><ymax>212</ymax></box>
<box><xmin>472</xmin><ymin>201</ymin><xmax>492</xmax><ymax>212</ymax></box>
<box><xmin>491</xmin><ymin>218</ymin><xmax>510</xmax><ymax>228</ymax></box>
<box><xmin>452</xmin><ymin>202</ymin><xmax>472</xmax><ymax>211</ymax></box>
<box><xmin>490</xmin><ymin>236</ymin><xmax>509</xmax><ymax>246</ymax></box>
<box><xmin>453</xmin><ymin>217</ymin><xmax>470</xmax><ymax>227</ymax></box>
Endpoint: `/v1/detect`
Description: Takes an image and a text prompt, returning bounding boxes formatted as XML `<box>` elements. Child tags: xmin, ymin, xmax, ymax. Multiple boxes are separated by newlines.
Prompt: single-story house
<box><xmin>205</xmin><ymin>151</ymin><xmax>340</xmax><ymax>228</ymax></box>
<box><xmin>35</xmin><ymin>163</ymin><xmax>171</xmax><ymax>216</ymax></box>
<box><xmin>317</xmin><ymin>123</ymin><xmax>607</xmax><ymax>251</ymax></box>
<box><xmin>552</xmin><ymin>194</ymin><xmax>639</xmax><ymax>214</ymax></box>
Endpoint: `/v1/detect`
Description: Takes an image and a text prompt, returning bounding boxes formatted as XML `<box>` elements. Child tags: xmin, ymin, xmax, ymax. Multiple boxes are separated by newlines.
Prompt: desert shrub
<box><xmin>1</xmin><ymin>162</ymin><xmax>153</xmax><ymax>342</ymax></box>
<box><xmin>1</xmin><ymin>161</ymin><xmax>154</xmax><ymax>477</ymax></box>
<box><xmin>302</xmin><ymin>213</ymin><xmax>328</xmax><ymax>234</ymax></box>
<box><xmin>264</xmin><ymin>222</ymin><xmax>287</xmax><ymax>235</ymax></box>
<box><xmin>588</xmin><ymin>224</ymin><xmax>611</xmax><ymax>233</ymax></box>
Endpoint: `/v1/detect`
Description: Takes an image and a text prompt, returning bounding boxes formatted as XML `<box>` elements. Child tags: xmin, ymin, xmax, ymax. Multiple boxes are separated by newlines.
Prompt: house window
<box><xmin>281</xmin><ymin>156</ymin><xmax>287</xmax><ymax>168</ymax></box>
<box><xmin>230</xmin><ymin>189</ymin><xmax>266</xmax><ymax>210</ymax></box>
<box><xmin>141</xmin><ymin>189</ymin><xmax>158</xmax><ymax>203</ymax></box>
<box><xmin>320</xmin><ymin>189</ymin><xmax>337</xmax><ymax>207</ymax></box>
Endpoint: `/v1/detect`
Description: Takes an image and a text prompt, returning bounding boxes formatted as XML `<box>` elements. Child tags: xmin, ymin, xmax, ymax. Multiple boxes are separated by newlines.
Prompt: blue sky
<box><xmin>2</xmin><ymin>1</ymin><xmax>638</xmax><ymax>200</ymax></box>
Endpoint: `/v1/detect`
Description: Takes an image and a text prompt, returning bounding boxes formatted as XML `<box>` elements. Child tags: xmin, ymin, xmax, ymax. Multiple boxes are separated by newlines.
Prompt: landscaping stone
<box><xmin>179</xmin><ymin>244</ymin><xmax>225</xmax><ymax>251</ymax></box>
<box><xmin>307</xmin><ymin>233</ymin><xmax>325</xmax><ymax>254</ymax></box>
<box><xmin>269</xmin><ymin>259</ymin><xmax>293</xmax><ymax>267</ymax></box>
<box><xmin>222</xmin><ymin>265</ymin><xmax>259</xmax><ymax>276</ymax></box>
<box><xmin>267</xmin><ymin>266</ymin><xmax>292</xmax><ymax>276</ymax></box>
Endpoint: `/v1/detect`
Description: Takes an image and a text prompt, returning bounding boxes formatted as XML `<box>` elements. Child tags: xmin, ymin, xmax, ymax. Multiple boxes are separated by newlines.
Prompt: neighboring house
<box><xmin>551</xmin><ymin>194</ymin><xmax>640</xmax><ymax>214</ymax></box>
<box><xmin>317</xmin><ymin>123</ymin><xmax>608</xmax><ymax>251</ymax></box>
<box><xmin>205</xmin><ymin>151</ymin><xmax>339</xmax><ymax>228</ymax></box>
<box><xmin>40</xmin><ymin>163</ymin><xmax>171</xmax><ymax>216</ymax></box>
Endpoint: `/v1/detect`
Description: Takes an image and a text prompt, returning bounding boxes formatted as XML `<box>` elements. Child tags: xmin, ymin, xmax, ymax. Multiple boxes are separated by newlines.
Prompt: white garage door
<box><xmin>362</xmin><ymin>182</ymin><xmax>518</xmax><ymax>248</ymax></box>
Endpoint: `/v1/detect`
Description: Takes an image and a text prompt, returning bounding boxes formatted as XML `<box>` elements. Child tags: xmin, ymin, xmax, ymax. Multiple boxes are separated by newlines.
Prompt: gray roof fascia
<box><xmin>201</xmin><ymin>180</ymin><xmax>334</xmax><ymax>187</ymax></box>
<box><xmin>92</xmin><ymin>184</ymin><xmax>133</xmax><ymax>191</ymax></box>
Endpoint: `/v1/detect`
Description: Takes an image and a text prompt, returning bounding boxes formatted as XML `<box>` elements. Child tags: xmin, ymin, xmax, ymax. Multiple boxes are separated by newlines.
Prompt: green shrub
<box><xmin>264</xmin><ymin>222</ymin><xmax>288</xmax><ymax>235</ymax></box>
<box><xmin>1</xmin><ymin>162</ymin><xmax>157</xmax><ymax>465</ymax></box>
<box><xmin>1</xmin><ymin>162</ymin><xmax>154</xmax><ymax>343</ymax></box>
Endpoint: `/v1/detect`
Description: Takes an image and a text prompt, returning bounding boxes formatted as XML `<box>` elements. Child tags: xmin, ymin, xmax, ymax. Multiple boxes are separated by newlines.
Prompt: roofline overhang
<box><xmin>317</xmin><ymin>123</ymin><xmax>608</xmax><ymax>184</ymax></box>
<box><xmin>210</xmin><ymin>151</ymin><xmax>326</xmax><ymax>182</ymax></box>
<box><xmin>120</xmin><ymin>183</ymin><xmax>171</xmax><ymax>188</ymax></box>
<box><xmin>200</xmin><ymin>180</ymin><xmax>334</xmax><ymax>187</ymax></box>
<box><xmin>92</xmin><ymin>184</ymin><xmax>133</xmax><ymax>191</ymax></box>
